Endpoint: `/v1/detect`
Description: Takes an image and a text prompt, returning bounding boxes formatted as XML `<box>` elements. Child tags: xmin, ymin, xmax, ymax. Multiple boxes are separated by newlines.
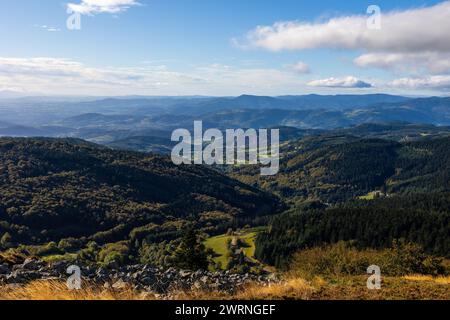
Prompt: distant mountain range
<box><xmin>166</xmin><ymin>94</ymin><xmax>411</xmax><ymax>115</ymax></box>
<box><xmin>1</xmin><ymin>94</ymin><xmax>450</xmax><ymax>152</ymax></box>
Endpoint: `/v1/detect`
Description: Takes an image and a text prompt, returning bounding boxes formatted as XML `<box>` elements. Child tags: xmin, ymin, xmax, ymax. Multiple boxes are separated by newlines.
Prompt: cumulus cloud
<box><xmin>307</xmin><ymin>76</ymin><xmax>372</xmax><ymax>88</ymax></box>
<box><xmin>288</xmin><ymin>61</ymin><xmax>310</xmax><ymax>74</ymax></box>
<box><xmin>241</xmin><ymin>1</ymin><xmax>450</xmax><ymax>53</ymax></box>
<box><xmin>237</xmin><ymin>1</ymin><xmax>450</xmax><ymax>92</ymax></box>
<box><xmin>391</xmin><ymin>75</ymin><xmax>450</xmax><ymax>90</ymax></box>
<box><xmin>67</xmin><ymin>0</ymin><xmax>139</xmax><ymax>15</ymax></box>
<box><xmin>355</xmin><ymin>52</ymin><xmax>450</xmax><ymax>75</ymax></box>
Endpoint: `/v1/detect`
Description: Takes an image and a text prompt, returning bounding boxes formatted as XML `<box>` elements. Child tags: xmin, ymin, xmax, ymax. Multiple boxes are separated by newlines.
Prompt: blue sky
<box><xmin>1</xmin><ymin>0</ymin><xmax>449</xmax><ymax>96</ymax></box>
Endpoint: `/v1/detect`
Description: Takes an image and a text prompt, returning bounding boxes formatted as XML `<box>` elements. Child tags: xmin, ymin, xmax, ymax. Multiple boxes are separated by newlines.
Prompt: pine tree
<box><xmin>172</xmin><ymin>228</ymin><xmax>209</xmax><ymax>271</ymax></box>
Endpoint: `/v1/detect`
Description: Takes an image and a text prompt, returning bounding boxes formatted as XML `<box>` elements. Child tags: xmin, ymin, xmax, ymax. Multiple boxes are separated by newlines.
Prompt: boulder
<box><xmin>22</xmin><ymin>258</ymin><xmax>39</xmax><ymax>270</ymax></box>
<box><xmin>112</xmin><ymin>279</ymin><xmax>128</xmax><ymax>290</ymax></box>
<box><xmin>179</xmin><ymin>270</ymin><xmax>191</xmax><ymax>278</ymax></box>
<box><xmin>0</xmin><ymin>264</ymin><xmax>10</xmax><ymax>274</ymax></box>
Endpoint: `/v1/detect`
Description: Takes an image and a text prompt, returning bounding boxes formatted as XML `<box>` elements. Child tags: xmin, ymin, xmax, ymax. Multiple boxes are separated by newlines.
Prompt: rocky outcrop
<box><xmin>0</xmin><ymin>259</ymin><xmax>279</xmax><ymax>295</ymax></box>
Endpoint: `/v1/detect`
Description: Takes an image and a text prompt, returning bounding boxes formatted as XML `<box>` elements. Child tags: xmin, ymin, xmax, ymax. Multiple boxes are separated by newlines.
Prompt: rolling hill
<box><xmin>0</xmin><ymin>138</ymin><xmax>281</xmax><ymax>251</ymax></box>
<box><xmin>232</xmin><ymin>135</ymin><xmax>450</xmax><ymax>204</ymax></box>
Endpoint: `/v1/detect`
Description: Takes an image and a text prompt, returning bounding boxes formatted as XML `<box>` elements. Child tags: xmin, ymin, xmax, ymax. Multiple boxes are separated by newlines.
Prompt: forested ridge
<box><xmin>0</xmin><ymin>137</ymin><xmax>281</xmax><ymax>266</ymax></box>
<box><xmin>233</xmin><ymin>136</ymin><xmax>450</xmax><ymax>204</ymax></box>
<box><xmin>0</xmin><ymin>135</ymin><xmax>449</xmax><ymax>271</ymax></box>
<box><xmin>255</xmin><ymin>193</ymin><xmax>450</xmax><ymax>268</ymax></box>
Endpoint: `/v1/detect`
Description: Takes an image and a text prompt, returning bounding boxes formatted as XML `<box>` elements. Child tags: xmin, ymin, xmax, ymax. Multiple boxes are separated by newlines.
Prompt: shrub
<box><xmin>58</xmin><ymin>238</ymin><xmax>84</xmax><ymax>252</ymax></box>
<box><xmin>78</xmin><ymin>241</ymin><xmax>100</xmax><ymax>263</ymax></box>
<box><xmin>35</xmin><ymin>242</ymin><xmax>63</xmax><ymax>256</ymax></box>
<box><xmin>98</xmin><ymin>241</ymin><xmax>130</xmax><ymax>268</ymax></box>
<box><xmin>290</xmin><ymin>241</ymin><xmax>446</xmax><ymax>279</ymax></box>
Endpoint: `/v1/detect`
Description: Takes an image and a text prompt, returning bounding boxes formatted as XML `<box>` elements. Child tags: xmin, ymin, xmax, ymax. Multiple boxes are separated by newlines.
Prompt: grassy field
<box><xmin>358</xmin><ymin>191</ymin><xmax>379</xmax><ymax>200</ymax></box>
<box><xmin>204</xmin><ymin>230</ymin><xmax>258</xmax><ymax>269</ymax></box>
<box><xmin>41</xmin><ymin>253</ymin><xmax>78</xmax><ymax>263</ymax></box>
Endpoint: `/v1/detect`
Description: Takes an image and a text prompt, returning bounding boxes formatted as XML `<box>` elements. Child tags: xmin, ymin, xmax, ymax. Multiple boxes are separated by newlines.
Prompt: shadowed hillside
<box><xmin>0</xmin><ymin>138</ymin><xmax>281</xmax><ymax>264</ymax></box>
<box><xmin>233</xmin><ymin>136</ymin><xmax>450</xmax><ymax>204</ymax></box>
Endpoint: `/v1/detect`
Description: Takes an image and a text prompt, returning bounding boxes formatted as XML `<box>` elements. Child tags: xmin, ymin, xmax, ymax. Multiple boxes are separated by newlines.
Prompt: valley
<box><xmin>0</xmin><ymin>94</ymin><xmax>449</xmax><ymax>300</ymax></box>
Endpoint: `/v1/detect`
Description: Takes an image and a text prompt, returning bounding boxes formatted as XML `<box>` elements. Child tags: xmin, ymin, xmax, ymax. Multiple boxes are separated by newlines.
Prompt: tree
<box><xmin>172</xmin><ymin>228</ymin><xmax>209</xmax><ymax>271</ymax></box>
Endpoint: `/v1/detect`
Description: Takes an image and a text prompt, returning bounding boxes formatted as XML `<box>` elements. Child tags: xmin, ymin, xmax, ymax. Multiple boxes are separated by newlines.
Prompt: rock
<box><xmin>112</xmin><ymin>279</ymin><xmax>128</xmax><ymax>290</ymax></box>
<box><xmin>166</xmin><ymin>267</ymin><xmax>176</xmax><ymax>274</ymax></box>
<box><xmin>193</xmin><ymin>281</ymin><xmax>202</xmax><ymax>290</ymax></box>
<box><xmin>0</xmin><ymin>258</ymin><xmax>275</xmax><ymax>295</ymax></box>
<box><xmin>6</xmin><ymin>271</ymin><xmax>27</xmax><ymax>284</ymax></box>
<box><xmin>200</xmin><ymin>276</ymin><xmax>209</xmax><ymax>284</ymax></box>
<box><xmin>194</xmin><ymin>270</ymin><xmax>204</xmax><ymax>277</ymax></box>
<box><xmin>0</xmin><ymin>264</ymin><xmax>10</xmax><ymax>274</ymax></box>
<box><xmin>140</xmin><ymin>275</ymin><xmax>156</xmax><ymax>285</ymax></box>
<box><xmin>179</xmin><ymin>270</ymin><xmax>191</xmax><ymax>278</ymax></box>
<box><xmin>12</xmin><ymin>264</ymin><xmax>22</xmax><ymax>272</ymax></box>
<box><xmin>50</xmin><ymin>261</ymin><xmax>67</xmax><ymax>273</ymax></box>
<box><xmin>21</xmin><ymin>258</ymin><xmax>41</xmax><ymax>271</ymax></box>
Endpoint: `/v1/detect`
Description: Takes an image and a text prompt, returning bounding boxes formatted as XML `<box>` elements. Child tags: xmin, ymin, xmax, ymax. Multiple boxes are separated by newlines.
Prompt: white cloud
<box><xmin>241</xmin><ymin>1</ymin><xmax>450</xmax><ymax>53</ymax></box>
<box><xmin>10</xmin><ymin>58</ymin><xmax>450</xmax><ymax>95</ymax></box>
<box><xmin>307</xmin><ymin>76</ymin><xmax>372</xmax><ymax>88</ymax></box>
<box><xmin>355</xmin><ymin>52</ymin><xmax>450</xmax><ymax>75</ymax></box>
<box><xmin>391</xmin><ymin>75</ymin><xmax>450</xmax><ymax>90</ymax></box>
<box><xmin>288</xmin><ymin>61</ymin><xmax>310</xmax><ymax>74</ymax></box>
<box><xmin>238</xmin><ymin>1</ymin><xmax>450</xmax><ymax>91</ymax></box>
<box><xmin>0</xmin><ymin>57</ymin><xmax>320</xmax><ymax>96</ymax></box>
<box><xmin>35</xmin><ymin>25</ymin><xmax>61</xmax><ymax>32</ymax></box>
<box><xmin>67</xmin><ymin>0</ymin><xmax>139</xmax><ymax>15</ymax></box>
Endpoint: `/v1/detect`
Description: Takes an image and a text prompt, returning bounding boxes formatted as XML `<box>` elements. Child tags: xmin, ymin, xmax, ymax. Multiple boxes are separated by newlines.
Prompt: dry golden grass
<box><xmin>161</xmin><ymin>279</ymin><xmax>314</xmax><ymax>300</ymax></box>
<box><xmin>232</xmin><ymin>278</ymin><xmax>314</xmax><ymax>300</ymax></box>
<box><xmin>403</xmin><ymin>275</ymin><xmax>450</xmax><ymax>285</ymax></box>
<box><xmin>0</xmin><ymin>279</ymin><xmax>315</xmax><ymax>301</ymax></box>
<box><xmin>0</xmin><ymin>280</ymin><xmax>151</xmax><ymax>301</ymax></box>
<box><xmin>0</xmin><ymin>275</ymin><xmax>448</xmax><ymax>300</ymax></box>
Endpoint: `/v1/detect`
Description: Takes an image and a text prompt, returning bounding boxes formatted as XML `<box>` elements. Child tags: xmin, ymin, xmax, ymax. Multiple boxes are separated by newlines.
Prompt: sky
<box><xmin>0</xmin><ymin>0</ymin><xmax>450</xmax><ymax>96</ymax></box>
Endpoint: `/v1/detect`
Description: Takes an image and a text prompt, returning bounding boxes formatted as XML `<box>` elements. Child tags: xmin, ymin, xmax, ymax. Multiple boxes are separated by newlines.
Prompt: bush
<box><xmin>138</xmin><ymin>241</ymin><xmax>176</xmax><ymax>268</ymax></box>
<box><xmin>58</xmin><ymin>238</ymin><xmax>84</xmax><ymax>252</ymax></box>
<box><xmin>78</xmin><ymin>241</ymin><xmax>100</xmax><ymax>263</ymax></box>
<box><xmin>290</xmin><ymin>241</ymin><xmax>446</xmax><ymax>279</ymax></box>
<box><xmin>35</xmin><ymin>242</ymin><xmax>63</xmax><ymax>256</ymax></box>
<box><xmin>98</xmin><ymin>241</ymin><xmax>130</xmax><ymax>268</ymax></box>
<box><xmin>382</xmin><ymin>239</ymin><xmax>445</xmax><ymax>276</ymax></box>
